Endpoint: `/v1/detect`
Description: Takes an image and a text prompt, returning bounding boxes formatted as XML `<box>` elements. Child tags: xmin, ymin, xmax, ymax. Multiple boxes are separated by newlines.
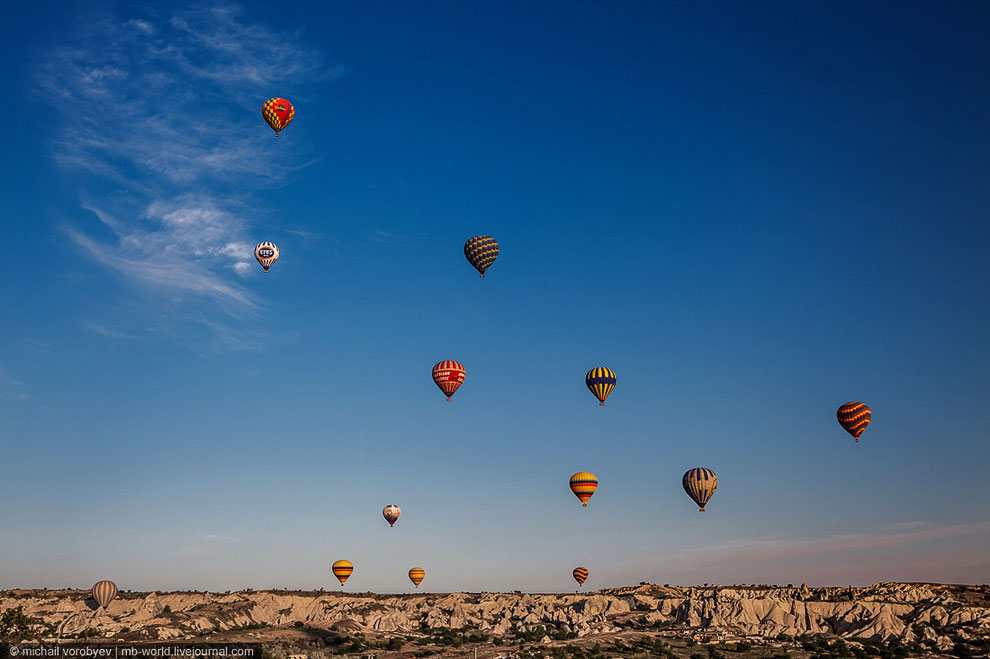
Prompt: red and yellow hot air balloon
<box><xmin>585</xmin><ymin>367</ymin><xmax>616</xmax><ymax>405</ymax></box>
<box><xmin>569</xmin><ymin>472</ymin><xmax>598</xmax><ymax>507</ymax></box>
<box><xmin>432</xmin><ymin>360</ymin><xmax>466</xmax><ymax>401</ymax></box>
<box><xmin>408</xmin><ymin>567</ymin><xmax>425</xmax><ymax>588</ymax></box>
<box><xmin>837</xmin><ymin>402</ymin><xmax>871</xmax><ymax>442</ymax></box>
<box><xmin>92</xmin><ymin>580</ymin><xmax>118</xmax><ymax>609</ymax></box>
<box><xmin>682</xmin><ymin>468</ymin><xmax>718</xmax><ymax>512</ymax></box>
<box><xmin>572</xmin><ymin>567</ymin><xmax>589</xmax><ymax>586</ymax></box>
<box><xmin>383</xmin><ymin>504</ymin><xmax>401</xmax><ymax>527</ymax></box>
<box><xmin>332</xmin><ymin>560</ymin><xmax>353</xmax><ymax>586</ymax></box>
<box><xmin>262</xmin><ymin>97</ymin><xmax>294</xmax><ymax>137</ymax></box>
<box><xmin>464</xmin><ymin>235</ymin><xmax>499</xmax><ymax>278</ymax></box>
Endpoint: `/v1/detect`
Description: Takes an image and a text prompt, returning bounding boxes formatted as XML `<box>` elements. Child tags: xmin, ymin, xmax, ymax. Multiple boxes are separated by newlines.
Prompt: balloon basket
<box><xmin>480</xmin><ymin>274</ymin><xmax>485</xmax><ymax>278</ymax></box>
<box><xmin>446</xmin><ymin>397</ymin><xmax>452</xmax><ymax>401</ymax></box>
<box><xmin>699</xmin><ymin>508</ymin><xmax>705</xmax><ymax>512</ymax></box>
<box><xmin>600</xmin><ymin>402</ymin><xmax>605</xmax><ymax>406</ymax></box>
<box><xmin>582</xmin><ymin>503</ymin><xmax>588</xmax><ymax>507</ymax></box>
<box><xmin>855</xmin><ymin>439</ymin><xmax>859</xmax><ymax>443</ymax></box>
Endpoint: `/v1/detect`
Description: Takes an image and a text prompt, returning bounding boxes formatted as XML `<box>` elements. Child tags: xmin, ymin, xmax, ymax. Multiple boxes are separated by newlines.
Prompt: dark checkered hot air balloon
<box><xmin>682</xmin><ymin>467</ymin><xmax>717</xmax><ymax>512</ymax></box>
<box><xmin>572</xmin><ymin>567</ymin><xmax>589</xmax><ymax>586</ymax></box>
<box><xmin>585</xmin><ymin>367</ymin><xmax>616</xmax><ymax>405</ymax></box>
<box><xmin>262</xmin><ymin>97</ymin><xmax>294</xmax><ymax>137</ymax></box>
<box><xmin>837</xmin><ymin>402</ymin><xmax>871</xmax><ymax>442</ymax></box>
<box><xmin>464</xmin><ymin>235</ymin><xmax>499</xmax><ymax>277</ymax></box>
<box><xmin>432</xmin><ymin>360</ymin><xmax>466</xmax><ymax>401</ymax></box>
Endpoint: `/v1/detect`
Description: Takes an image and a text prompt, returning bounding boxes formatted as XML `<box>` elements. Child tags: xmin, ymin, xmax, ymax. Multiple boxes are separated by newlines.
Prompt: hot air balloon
<box><xmin>332</xmin><ymin>560</ymin><xmax>353</xmax><ymax>586</ymax></box>
<box><xmin>383</xmin><ymin>504</ymin><xmax>401</xmax><ymax>527</ymax></box>
<box><xmin>682</xmin><ymin>468</ymin><xmax>717</xmax><ymax>512</ymax></box>
<box><xmin>262</xmin><ymin>98</ymin><xmax>294</xmax><ymax>137</ymax></box>
<box><xmin>91</xmin><ymin>580</ymin><xmax>118</xmax><ymax>609</ymax></box>
<box><xmin>837</xmin><ymin>402</ymin><xmax>871</xmax><ymax>442</ymax></box>
<box><xmin>432</xmin><ymin>360</ymin><xmax>466</xmax><ymax>401</ymax></box>
<box><xmin>569</xmin><ymin>472</ymin><xmax>598</xmax><ymax>507</ymax></box>
<box><xmin>255</xmin><ymin>242</ymin><xmax>279</xmax><ymax>272</ymax></box>
<box><xmin>464</xmin><ymin>235</ymin><xmax>499</xmax><ymax>278</ymax></box>
<box><xmin>585</xmin><ymin>367</ymin><xmax>616</xmax><ymax>405</ymax></box>
<box><xmin>408</xmin><ymin>567</ymin><xmax>425</xmax><ymax>588</ymax></box>
<box><xmin>572</xmin><ymin>567</ymin><xmax>589</xmax><ymax>586</ymax></box>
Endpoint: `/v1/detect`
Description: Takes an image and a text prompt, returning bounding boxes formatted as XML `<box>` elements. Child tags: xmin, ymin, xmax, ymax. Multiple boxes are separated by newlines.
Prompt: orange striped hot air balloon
<box><xmin>682</xmin><ymin>467</ymin><xmax>717</xmax><ymax>512</ymax></box>
<box><xmin>432</xmin><ymin>360</ymin><xmax>466</xmax><ymax>401</ymax></box>
<box><xmin>383</xmin><ymin>504</ymin><xmax>401</xmax><ymax>527</ymax></box>
<box><xmin>837</xmin><ymin>402</ymin><xmax>871</xmax><ymax>442</ymax></box>
<box><xmin>262</xmin><ymin>97</ymin><xmax>294</xmax><ymax>136</ymax></box>
<box><xmin>569</xmin><ymin>472</ymin><xmax>598</xmax><ymax>507</ymax></box>
<box><xmin>572</xmin><ymin>567</ymin><xmax>589</xmax><ymax>586</ymax></box>
<box><xmin>408</xmin><ymin>567</ymin><xmax>425</xmax><ymax>588</ymax></box>
<box><xmin>91</xmin><ymin>580</ymin><xmax>118</xmax><ymax>609</ymax></box>
<box><xmin>332</xmin><ymin>560</ymin><xmax>353</xmax><ymax>586</ymax></box>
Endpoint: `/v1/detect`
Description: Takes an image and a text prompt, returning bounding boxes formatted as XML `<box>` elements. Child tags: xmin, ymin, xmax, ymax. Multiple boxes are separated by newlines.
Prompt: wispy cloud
<box><xmin>0</xmin><ymin>363</ymin><xmax>28</xmax><ymax>402</ymax></box>
<box><xmin>38</xmin><ymin>3</ymin><xmax>330</xmax><ymax>348</ymax></box>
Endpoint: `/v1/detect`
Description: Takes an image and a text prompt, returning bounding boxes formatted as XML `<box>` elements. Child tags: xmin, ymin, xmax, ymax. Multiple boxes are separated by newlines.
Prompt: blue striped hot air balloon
<box><xmin>682</xmin><ymin>467</ymin><xmax>717</xmax><ymax>512</ymax></box>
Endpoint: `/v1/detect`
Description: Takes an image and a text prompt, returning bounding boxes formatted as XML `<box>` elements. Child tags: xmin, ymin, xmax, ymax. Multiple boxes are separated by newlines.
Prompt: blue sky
<box><xmin>2</xmin><ymin>1</ymin><xmax>989</xmax><ymax>593</ymax></box>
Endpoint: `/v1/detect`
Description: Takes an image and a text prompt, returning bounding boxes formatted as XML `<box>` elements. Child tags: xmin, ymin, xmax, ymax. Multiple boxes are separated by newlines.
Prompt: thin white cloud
<box><xmin>0</xmin><ymin>363</ymin><xmax>28</xmax><ymax>402</ymax></box>
<box><xmin>38</xmin><ymin>3</ymin><xmax>330</xmax><ymax>348</ymax></box>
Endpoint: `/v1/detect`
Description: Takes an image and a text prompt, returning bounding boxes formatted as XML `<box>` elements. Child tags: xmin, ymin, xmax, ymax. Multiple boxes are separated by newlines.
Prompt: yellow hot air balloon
<box><xmin>585</xmin><ymin>367</ymin><xmax>616</xmax><ymax>405</ymax></box>
<box><xmin>682</xmin><ymin>467</ymin><xmax>718</xmax><ymax>512</ymax></box>
<box><xmin>332</xmin><ymin>560</ymin><xmax>353</xmax><ymax>586</ymax></box>
<box><xmin>408</xmin><ymin>567</ymin><xmax>425</xmax><ymax>588</ymax></box>
<box><xmin>91</xmin><ymin>580</ymin><xmax>118</xmax><ymax>609</ymax></box>
<box><xmin>569</xmin><ymin>472</ymin><xmax>598</xmax><ymax>507</ymax></box>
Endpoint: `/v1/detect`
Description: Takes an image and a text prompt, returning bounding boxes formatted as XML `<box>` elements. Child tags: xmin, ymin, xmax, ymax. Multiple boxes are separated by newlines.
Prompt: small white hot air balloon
<box><xmin>254</xmin><ymin>242</ymin><xmax>279</xmax><ymax>273</ymax></box>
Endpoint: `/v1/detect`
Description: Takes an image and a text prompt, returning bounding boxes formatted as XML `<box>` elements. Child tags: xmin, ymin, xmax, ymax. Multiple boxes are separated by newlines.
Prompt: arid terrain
<box><xmin>3</xmin><ymin>583</ymin><xmax>989</xmax><ymax>658</ymax></box>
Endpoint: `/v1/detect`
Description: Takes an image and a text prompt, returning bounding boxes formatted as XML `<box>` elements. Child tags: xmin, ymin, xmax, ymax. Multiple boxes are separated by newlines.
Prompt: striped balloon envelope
<box><xmin>432</xmin><ymin>360</ymin><xmax>466</xmax><ymax>401</ymax></box>
<box><xmin>262</xmin><ymin>97</ymin><xmax>294</xmax><ymax>136</ymax></box>
<box><xmin>332</xmin><ymin>560</ymin><xmax>353</xmax><ymax>586</ymax></box>
<box><xmin>254</xmin><ymin>242</ymin><xmax>279</xmax><ymax>272</ymax></box>
<box><xmin>383</xmin><ymin>504</ymin><xmax>401</xmax><ymax>527</ymax></box>
<box><xmin>569</xmin><ymin>472</ymin><xmax>598</xmax><ymax>507</ymax></box>
<box><xmin>837</xmin><ymin>402</ymin><xmax>871</xmax><ymax>442</ymax></box>
<box><xmin>464</xmin><ymin>235</ymin><xmax>499</xmax><ymax>277</ymax></box>
<box><xmin>91</xmin><ymin>580</ymin><xmax>118</xmax><ymax>609</ymax></box>
<box><xmin>572</xmin><ymin>567</ymin><xmax>589</xmax><ymax>586</ymax></box>
<box><xmin>585</xmin><ymin>367</ymin><xmax>616</xmax><ymax>405</ymax></box>
<box><xmin>408</xmin><ymin>567</ymin><xmax>425</xmax><ymax>588</ymax></box>
<box><xmin>682</xmin><ymin>468</ymin><xmax>718</xmax><ymax>512</ymax></box>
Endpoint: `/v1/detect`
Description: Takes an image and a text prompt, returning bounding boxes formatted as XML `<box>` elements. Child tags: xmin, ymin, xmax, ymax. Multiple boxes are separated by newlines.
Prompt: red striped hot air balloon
<box><xmin>572</xmin><ymin>567</ymin><xmax>589</xmax><ymax>586</ymax></box>
<box><xmin>432</xmin><ymin>360</ymin><xmax>466</xmax><ymax>401</ymax></box>
<box><xmin>383</xmin><ymin>504</ymin><xmax>401</xmax><ymax>527</ymax></box>
<box><xmin>837</xmin><ymin>402</ymin><xmax>871</xmax><ymax>442</ymax></box>
<box><xmin>262</xmin><ymin>98</ymin><xmax>294</xmax><ymax>137</ymax></box>
<box><xmin>408</xmin><ymin>567</ymin><xmax>425</xmax><ymax>588</ymax></box>
<box><xmin>569</xmin><ymin>472</ymin><xmax>598</xmax><ymax>507</ymax></box>
<box><xmin>332</xmin><ymin>560</ymin><xmax>353</xmax><ymax>586</ymax></box>
<box><xmin>92</xmin><ymin>580</ymin><xmax>118</xmax><ymax>609</ymax></box>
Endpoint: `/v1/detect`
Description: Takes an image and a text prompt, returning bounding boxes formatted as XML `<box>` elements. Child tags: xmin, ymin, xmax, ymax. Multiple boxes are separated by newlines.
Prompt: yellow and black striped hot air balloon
<box><xmin>572</xmin><ymin>567</ymin><xmax>589</xmax><ymax>586</ymax></box>
<box><xmin>464</xmin><ymin>235</ymin><xmax>499</xmax><ymax>277</ymax></box>
<box><xmin>682</xmin><ymin>467</ymin><xmax>717</xmax><ymax>512</ymax></box>
<box><xmin>91</xmin><ymin>580</ymin><xmax>118</xmax><ymax>609</ymax></box>
<box><xmin>408</xmin><ymin>567</ymin><xmax>425</xmax><ymax>588</ymax></box>
<box><xmin>837</xmin><ymin>402</ymin><xmax>871</xmax><ymax>442</ymax></box>
<box><xmin>332</xmin><ymin>560</ymin><xmax>353</xmax><ymax>586</ymax></box>
<box><xmin>254</xmin><ymin>242</ymin><xmax>279</xmax><ymax>272</ymax></box>
<box><xmin>569</xmin><ymin>472</ymin><xmax>598</xmax><ymax>507</ymax></box>
<box><xmin>585</xmin><ymin>367</ymin><xmax>616</xmax><ymax>405</ymax></box>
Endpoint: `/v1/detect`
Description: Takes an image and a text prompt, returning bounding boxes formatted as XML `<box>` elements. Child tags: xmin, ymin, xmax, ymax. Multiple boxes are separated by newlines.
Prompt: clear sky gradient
<box><xmin>2</xmin><ymin>1</ymin><xmax>989</xmax><ymax>593</ymax></box>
